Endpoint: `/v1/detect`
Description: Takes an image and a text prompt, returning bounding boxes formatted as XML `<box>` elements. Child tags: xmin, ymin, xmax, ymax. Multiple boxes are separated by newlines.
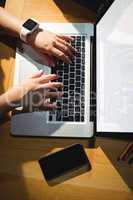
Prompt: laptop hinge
<box><xmin>90</xmin><ymin>36</ymin><xmax>96</xmax><ymax>122</ymax></box>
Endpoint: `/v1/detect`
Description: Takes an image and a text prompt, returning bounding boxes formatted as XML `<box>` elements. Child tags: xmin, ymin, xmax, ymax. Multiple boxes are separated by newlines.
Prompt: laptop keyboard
<box><xmin>49</xmin><ymin>35</ymin><xmax>86</xmax><ymax>122</ymax></box>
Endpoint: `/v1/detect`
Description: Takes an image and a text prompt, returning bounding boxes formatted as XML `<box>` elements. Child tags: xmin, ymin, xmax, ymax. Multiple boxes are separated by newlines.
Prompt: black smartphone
<box><xmin>39</xmin><ymin>144</ymin><xmax>91</xmax><ymax>186</ymax></box>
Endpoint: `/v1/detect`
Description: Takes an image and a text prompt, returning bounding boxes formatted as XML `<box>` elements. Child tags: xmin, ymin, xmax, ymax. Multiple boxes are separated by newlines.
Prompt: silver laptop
<box><xmin>11</xmin><ymin>23</ymin><xmax>94</xmax><ymax>137</ymax></box>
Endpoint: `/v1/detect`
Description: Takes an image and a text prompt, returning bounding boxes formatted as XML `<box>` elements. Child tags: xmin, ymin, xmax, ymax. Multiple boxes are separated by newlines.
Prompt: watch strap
<box><xmin>20</xmin><ymin>27</ymin><xmax>30</xmax><ymax>43</ymax></box>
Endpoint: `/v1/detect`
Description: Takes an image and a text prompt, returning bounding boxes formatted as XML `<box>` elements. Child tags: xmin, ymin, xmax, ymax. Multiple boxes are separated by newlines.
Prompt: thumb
<box><xmin>31</xmin><ymin>70</ymin><xmax>44</xmax><ymax>78</ymax></box>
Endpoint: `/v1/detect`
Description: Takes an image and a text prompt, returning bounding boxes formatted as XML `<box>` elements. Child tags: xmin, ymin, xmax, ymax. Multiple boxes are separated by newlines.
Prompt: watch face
<box><xmin>23</xmin><ymin>19</ymin><xmax>38</xmax><ymax>31</ymax></box>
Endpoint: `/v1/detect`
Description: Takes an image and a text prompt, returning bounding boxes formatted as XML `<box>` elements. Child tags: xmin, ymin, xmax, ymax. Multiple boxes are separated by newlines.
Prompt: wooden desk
<box><xmin>0</xmin><ymin>0</ymin><xmax>132</xmax><ymax>199</ymax></box>
<box><xmin>0</xmin><ymin>125</ymin><xmax>132</xmax><ymax>200</ymax></box>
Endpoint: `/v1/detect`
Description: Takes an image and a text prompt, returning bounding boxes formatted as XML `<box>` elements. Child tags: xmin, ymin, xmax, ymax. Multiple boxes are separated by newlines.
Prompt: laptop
<box><xmin>11</xmin><ymin>0</ymin><xmax>133</xmax><ymax>138</ymax></box>
<box><xmin>11</xmin><ymin>23</ymin><xmax>94</xmax><ymax>137</ymax></box>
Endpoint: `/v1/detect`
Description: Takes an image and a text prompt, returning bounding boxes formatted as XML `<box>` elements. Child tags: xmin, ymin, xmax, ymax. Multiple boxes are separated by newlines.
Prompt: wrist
<box><xmin>26</xmin><ymin>29</ymin><xmax>40</xmax><ymax>45</ymax></box>
<box><xmin>14</xmin><ymin>19</ymin><xmax>23</xmax><ymax>36</ymax></box>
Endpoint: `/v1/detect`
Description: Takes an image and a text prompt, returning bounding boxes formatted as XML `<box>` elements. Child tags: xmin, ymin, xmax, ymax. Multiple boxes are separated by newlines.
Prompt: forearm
<box><xmin>0</xmin><ymin>6</ymin><xmax>22</xmax><ymax>37</ymax></box>
<box><xmin>0</xmin><ymin>86</ymin><xmax>24</xmax><ymax>112</ymax></box>
<box><xmin>0</xmin><ymin>93</ymin><xmax>13</xmax><ymax>112</ymax></box>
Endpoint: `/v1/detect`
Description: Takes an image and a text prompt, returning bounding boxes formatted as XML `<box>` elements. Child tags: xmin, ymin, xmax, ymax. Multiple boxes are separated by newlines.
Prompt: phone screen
<box><xmin>39</xmin><ymin>144</ymin><xmax>91</xmax><ymax>181</ymax></box>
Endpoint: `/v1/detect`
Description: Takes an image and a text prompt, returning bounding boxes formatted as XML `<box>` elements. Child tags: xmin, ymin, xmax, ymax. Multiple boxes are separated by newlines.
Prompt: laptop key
<box><xmin>75</xmin><ymin>93</ymin><xmax>80</xmax><ymax>100</ymax></box>
<box><xmin>81</xmin><ymin>116</ymin><xmax>84</xmax><ymax>122</ymax></box>
<box><xmin>82</xmin><ymin>54</ymin><xmax>85</xmax><ymax>59</ymax></box>
<box><xmin>77</xmin><ymin>36</ymin><xmax>81</xmax><ymax>41</ymax></box>
<box><xmin>62</xmin><ymin>117</ymin><xmax>68</xmax><ymax>121</ymax></box>
<box><xmin>76</xmin><ymin>58</ymin><xmax>81</xmax><ymax>63</ymax></box>
<box><xmin>68</xmin><ymin>116</ymin><xmax>74</xmax><ymax>121</ymax></box>
<box><xmin>76</xmin><ymin>76</ymin><xmax>80</xmax><ymax>81</ymax></box>
<box><xmin>82</xmin><ymin>36</ymin><xmax>85</xmax><ymax>41</ymax></box>
<box><xmin>69</xmin><ymin>85</ymin><xmax>74</xmax><ymax>90</ymax></box>
<box><xmin>70</xmin><ymin>73</ymin><xmax>74</xmax><ymax>78</ymax></box>
<box><xmin>49</xmin><ymin>115</ymin><xmax>53</xmax><ymax>121</ymax></box>
<box><xmin>75</xmin><ymin>113</ymin><xmax>80</xmax><ymax>122</ymax></box>
<box><xmin>75</xmin><ymin>87</ymin><xmax>80</xmax><ymax>93</ymax></box>
<box><xmin>76</xmin><ymin>64</ymin><xmax>81</xmax><ymax>69</ymax></box>
<box><xmin>56</xmin><ymin>112</ymin><xmax>62</xmax><ymax>121</ymax></box>
<box><xmin>81</xmin><ymin>90</ymin><xmax>85</xmax><ymax>95</ymax></box>
<box><xmin>76</xmin><ymin>42</ymin><xmax>81</xmax><ymax>46</ymax></box>
<box><xmin>70</xmin><ymin>91</ymin><xmax>74</xmax><ymax>96</ymax></box>
<box><xmin>82</xmin><ymin>48</ymin><xmax>85</xmax><ymax>52</ymax></box>
<box><xmin>75</xmin><ymin>106</ymin><xmax>80</xmax><ymax>112</ymax></box>
<box><xmin>82</xmin><ymin>42</ymin><xmax>85</xmax><ymax>47</ymax></box>
<box><xmin>63</xmin><ymin>99</ymin><xmax>68</xmax><ymax>104</ymax></box>
<box><xmin>64</xmin><ymin>69</ymin><xmax>69</xmax><ymax>73</ymax></box>
<box><xmin>70</xmin><ymin>79</ymin><xmax>74</xmax><ymax>84</ymax></box>
<box><xmin>58</xmin><ymin>71</ymin><xmax>63</xmax><ymax>76</ymax></box>
<box><xmin>69</xmin><ymin>97</ymin><xmax>75</xmax><ymax>103</ymax></box>
<box><xmin>76</xmin><ymin>70</ymin><xmax>80</xmax><ymax>75</ymax></box>
<box><xmin>69</xmin><ymin>110</ymin><xmax>74</xmax><ymax>116</ymax></box>
<box><xmin>64</xmin><ymin>86</ymin><xmax>68</xmax><ymax>92</ymax></box>
<box><xmin>64</xmin><ymin>74</ymin><xmax>68</xmax><ymax>79</ymax></box>
<box><xmin>63</xmin><ymin>92</ymin><xmax>68</xmax><ymax>98</ymax></box>
<box><xmin>82</xmin><ymin>59</ymin><xmax>85</xmax><ymax>65</ymax></box>
<box><xmin>63</xmin><ymin>104</ymin><xmax>68</xmax><ymax>110</ymax></box>
<box><xmin>81</xmin><ymin>109</ymin><xmax>84</xmax><ymax>115</ymax></box>
<box><xmin>75</xmin><ymin>100</ymin><xmax>80</xmax><ymax>105</ymax></box>
<box><xmin>69</xmin><ymin>103</ymin><xmax>74</xmax><ymax>109</ymax></box>
<box><xmin>64</xmin><ymin>80</ymin><xmax>68</xmax><ymax>85</ymax></box>
<box><xmin>76</xmin><ymin>82</ymin><xmax>80</xmax><ymax>87</ymax></box>
<box><xmin>58</xmin><ymin>77</ymin><xmax>63</xmax><ymax>82</ymax></box>
<box><xmin>70</xmin><ymin>67</ymin><xmax>75</xmax><ymax>72</ymax></box>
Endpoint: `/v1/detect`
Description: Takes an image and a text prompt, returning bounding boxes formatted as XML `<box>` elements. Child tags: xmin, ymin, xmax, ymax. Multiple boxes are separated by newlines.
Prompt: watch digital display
<box><xmin>23</xmin><ymin>19</ymin><xmax>38</xmax><ymax>31</ymax></box>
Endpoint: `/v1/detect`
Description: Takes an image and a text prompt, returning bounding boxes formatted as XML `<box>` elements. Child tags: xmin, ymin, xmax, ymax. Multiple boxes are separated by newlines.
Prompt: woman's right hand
<box><xmin>27</xmin><ymin>29</ymin><xmax>77</xmax><ymax>65</ymax></box>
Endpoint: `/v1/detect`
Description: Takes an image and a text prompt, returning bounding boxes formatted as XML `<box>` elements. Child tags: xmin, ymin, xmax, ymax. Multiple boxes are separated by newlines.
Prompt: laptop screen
<box><xmin>96</xmin><ymin>0</ymin><xmax>133</xmax><ymax>133</ymax></box>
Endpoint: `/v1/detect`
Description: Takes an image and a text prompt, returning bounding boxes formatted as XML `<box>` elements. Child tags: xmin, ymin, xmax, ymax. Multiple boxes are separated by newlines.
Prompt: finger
<box><xmin>57</xmin><ymin>38</ymin><xmax>78</xmax><ymax>53</ymax></box>
<box><xmin>57</xmin><ymin>34</ymin><xmax>74</xmax><ymax>42</ymax></box>
<box><xmin>38</xmin><ymin>52</ymin><xmax>56</xmax><ymax>67</ymax></box>
<box><xmin>39</xmin><ymin>102</ymin><xmax>58</xmax><ymax>111</ymax></box>
<box><xmin>43</xmin><ymin>54</ymin><xmax>56</xmax><ymax>67</ymax></box>
<box><xmin>40</xmin><ymin>82</ymin><xmax>63</xmax><ymax>89</ymax></box>
<box><xmin>46</xmin><ymin>91</ymin><xmax>63</xmax><ymax>98</ymax></box>
<box><xmin>38</xmin><ymin>74</ymin><xmax>58</xmax><ymax>83</ymax></box>
<box><xmin>48</xmin><ymin>87</ymin><xmax>58</xmax><ymax>92</ymax></box>
<box><xmin>54</xmin><ymin>41</ymin><xmax>74</xmax><ymax>59</ymax></box>
<box><xmin>52</xmin><ymin>47</ymin><xmax>72</xmax><ymax>64</ymax></box>
<box><xmin>31</xmin><ymin>70</ymin><xmax>44</xmax><ymax>78</ymax></box>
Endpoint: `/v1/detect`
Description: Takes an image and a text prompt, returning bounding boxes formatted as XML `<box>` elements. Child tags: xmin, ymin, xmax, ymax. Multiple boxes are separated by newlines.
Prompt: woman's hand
<box><xmin>27</xmin><ymin>29</ymin><xmax>77</xmax><ymax>65</ymax></box>
<box><xmin>0</xmin><ymin>8</ymin><xmax>77</xmax><ymax>65</ymax></box>
<box><xmin>3</xmin><ymin>70</ymin><xmax>63</xmax><ymax>111</ymax></box>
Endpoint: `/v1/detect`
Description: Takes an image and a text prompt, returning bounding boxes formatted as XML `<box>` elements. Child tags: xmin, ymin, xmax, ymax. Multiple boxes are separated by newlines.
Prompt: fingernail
<box><xmin>39</xmin><ymin>69</ymin><xmax>43</xmax><ymax>73</ymax></box>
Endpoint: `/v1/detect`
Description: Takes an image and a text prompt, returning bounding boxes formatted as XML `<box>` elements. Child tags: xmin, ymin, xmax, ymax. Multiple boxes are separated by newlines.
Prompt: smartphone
<box><xmin>39</xmin><ymin>144</ymin><xmax>91</xmax><ymax>186</ymax></box>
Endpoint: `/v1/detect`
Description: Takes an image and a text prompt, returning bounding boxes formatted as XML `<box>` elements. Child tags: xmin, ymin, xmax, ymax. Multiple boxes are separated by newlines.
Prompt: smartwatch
<box><xmin>20</xmin><ymin>18</ymin><xmax>39</xmax><ymax>43</ymax></box>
